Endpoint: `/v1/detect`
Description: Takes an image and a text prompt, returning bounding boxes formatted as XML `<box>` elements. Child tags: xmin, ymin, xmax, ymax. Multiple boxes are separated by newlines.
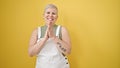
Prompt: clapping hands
<box><xmin>44</xmin><ymin>24</ymin><xmax>56</xmax><ymax>40</ymax></box>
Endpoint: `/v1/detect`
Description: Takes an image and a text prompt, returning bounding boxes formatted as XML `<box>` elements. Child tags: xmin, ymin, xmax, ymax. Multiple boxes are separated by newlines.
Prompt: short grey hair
<box><xmin>44</xmin><ymin>4</ymin><xmax>58</xmax><ymax>12</ymax></box>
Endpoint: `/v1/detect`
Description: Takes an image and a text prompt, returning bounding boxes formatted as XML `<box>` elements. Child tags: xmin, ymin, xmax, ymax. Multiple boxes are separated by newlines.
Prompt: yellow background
<box><xmin>0</xmin><ymin>0</ymin><xmax>120</xmax><ymax>68</ymax></box>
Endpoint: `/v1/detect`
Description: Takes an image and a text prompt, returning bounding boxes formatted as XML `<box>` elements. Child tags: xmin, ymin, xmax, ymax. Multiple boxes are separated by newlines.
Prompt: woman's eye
<box><xmin>52</xmin><ymin>12</ymin><xmax>55</xmax><ymax>15</ymax></box>
<box><xmin>46</xmin><ymin>12</ymin><xmax>50</xmax><ymax>14</ymax></box>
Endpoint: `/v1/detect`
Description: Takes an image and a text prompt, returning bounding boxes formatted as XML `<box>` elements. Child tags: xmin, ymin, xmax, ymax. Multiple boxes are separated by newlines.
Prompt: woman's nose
<box><xmin>49</xmin><ymin>13</ymin><xmax>53</xmax><ymax>17</ymax></box>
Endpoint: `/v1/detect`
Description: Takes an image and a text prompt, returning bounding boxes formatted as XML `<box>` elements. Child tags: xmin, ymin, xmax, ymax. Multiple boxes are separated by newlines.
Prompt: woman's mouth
<box><xmin>47</xmin><ymin>18</ymin><xmax>54</xmax><ymax>21</ymax></box>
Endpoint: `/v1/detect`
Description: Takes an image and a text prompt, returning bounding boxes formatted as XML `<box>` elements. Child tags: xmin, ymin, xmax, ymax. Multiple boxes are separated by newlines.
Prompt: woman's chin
<box><xmin>46</xmin><ymin>22</ymin><xmax>53</xmax><ymax>26</ymax></box>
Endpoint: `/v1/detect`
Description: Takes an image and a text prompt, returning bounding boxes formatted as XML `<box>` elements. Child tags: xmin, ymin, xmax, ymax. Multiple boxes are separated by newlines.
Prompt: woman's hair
<box><xmin>44</xmin><ymin>4</ymin><xmax>58</xmax><ymax>12</ymax></box>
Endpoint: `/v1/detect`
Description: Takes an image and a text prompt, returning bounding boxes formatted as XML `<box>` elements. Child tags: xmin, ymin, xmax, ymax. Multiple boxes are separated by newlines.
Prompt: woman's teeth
<box><xmin>48</xmin><ymin>18</ymin><xmax>53</xmax><ymax>21</ymax></box>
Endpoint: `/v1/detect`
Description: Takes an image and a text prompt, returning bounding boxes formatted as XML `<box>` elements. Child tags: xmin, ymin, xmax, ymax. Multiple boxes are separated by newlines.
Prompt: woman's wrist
<box><xmin>43</xmin><ymin>36</ymin><xmax>48</xmax><ymax>41</ymax></box>
<box><xmin>53</xmin><ymin>36</ymin><xmax>57</xmax><ymax>39</ymax></box>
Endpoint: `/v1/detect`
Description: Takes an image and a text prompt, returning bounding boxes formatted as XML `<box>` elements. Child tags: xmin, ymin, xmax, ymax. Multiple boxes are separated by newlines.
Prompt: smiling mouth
<box><xmin>47</xmin><ymin>18</ymin><xmax>54</xmax><ymax>21</ymax></box>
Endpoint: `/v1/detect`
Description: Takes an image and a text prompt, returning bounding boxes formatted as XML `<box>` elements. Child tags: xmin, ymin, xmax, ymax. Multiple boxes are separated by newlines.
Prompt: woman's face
<box><xmin>44</xmin><ymin>8</ymin><xmax>58</xmax><ymax>26</ymax></box>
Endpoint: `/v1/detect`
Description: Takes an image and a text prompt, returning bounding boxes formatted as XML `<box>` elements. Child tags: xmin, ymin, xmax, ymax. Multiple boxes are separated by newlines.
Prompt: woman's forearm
<box><xmin>28</xmin><ymin>38</ymin><xmax>48</xmax><ymax>57</ymax></box>
<box><xmin>55</xmin><ymin>37</ymin><xmax>71</xmax><ymax>55</ymax></box>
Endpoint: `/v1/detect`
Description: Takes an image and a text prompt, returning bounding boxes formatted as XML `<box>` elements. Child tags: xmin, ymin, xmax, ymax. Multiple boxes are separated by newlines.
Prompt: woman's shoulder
<box><xmin>31</xmin><ymin>27</ymin><xmax>38</xmax><ymax>34</ymax></box>
<box><xmin>60</xmin><ymin>25</ymin><xmax>68</xmax><ymax>31</ymax></box>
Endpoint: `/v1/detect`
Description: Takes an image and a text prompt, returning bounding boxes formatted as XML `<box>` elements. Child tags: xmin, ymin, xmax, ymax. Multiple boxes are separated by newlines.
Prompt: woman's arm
<box><xmin>54</xmin><ymin>26</ymin><xmax>71</xmax><ymax>55</ymax></box>
<box><xmin>28</xmin><ymin>28</ymin><xmax>48</xmax><ymax>57</ymax></box>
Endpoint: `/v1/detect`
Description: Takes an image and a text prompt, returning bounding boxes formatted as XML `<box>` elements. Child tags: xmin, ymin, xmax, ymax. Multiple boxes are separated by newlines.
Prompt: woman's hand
<box><xmin>44</xmin><ymin>25</ymin><xmax>49</xmax><ymax>40</ymax></box>
<box><xmin>47</xmin><ymin>24</ymin><xmax>56</xmax><ymax>38</ymax></box>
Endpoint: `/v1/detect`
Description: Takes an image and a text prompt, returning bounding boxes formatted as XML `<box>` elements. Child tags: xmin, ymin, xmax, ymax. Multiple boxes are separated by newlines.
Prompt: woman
<box><xmin>28</xmin><ymin>4</ymin><xmax>71</xmax><ymax>68</ymax></box>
